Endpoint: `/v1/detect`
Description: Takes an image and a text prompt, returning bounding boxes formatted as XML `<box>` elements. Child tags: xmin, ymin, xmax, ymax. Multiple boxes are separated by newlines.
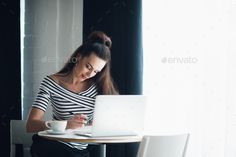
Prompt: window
<box><xmin>143</xmin><ymin>0</ymin><xmax>236</xmax><ymax>156</ymax></box>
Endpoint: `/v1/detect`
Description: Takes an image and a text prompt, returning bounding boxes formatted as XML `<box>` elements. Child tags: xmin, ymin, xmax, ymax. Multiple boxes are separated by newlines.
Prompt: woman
<box><xmin>26</xmin><ymin>31</ymin><xmax>118</xmax><ymax>157</ymax></box>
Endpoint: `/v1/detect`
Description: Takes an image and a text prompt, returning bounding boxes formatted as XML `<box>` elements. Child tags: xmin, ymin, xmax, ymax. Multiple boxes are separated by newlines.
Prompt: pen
<box><xmin>69</xmin><ymin>112</ymin><xmax>88</xmax><ymax>124</ymax></box>
<box><xmin>69</xmin><ymin>111</ymin><xmax>74</xmax><ymax>115</ymax></box>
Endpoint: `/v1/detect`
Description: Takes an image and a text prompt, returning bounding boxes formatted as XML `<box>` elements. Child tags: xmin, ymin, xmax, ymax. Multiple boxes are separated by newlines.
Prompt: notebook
<box><xmin>74</xmin><ymin>95</ymin><xmax>147</xmax><ymax>137</ymax></box>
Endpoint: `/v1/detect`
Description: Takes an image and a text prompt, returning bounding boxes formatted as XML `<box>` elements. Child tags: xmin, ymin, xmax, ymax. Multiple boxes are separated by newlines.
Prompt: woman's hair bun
<box><xmin>87</xmin><ymin>31</ymin><xmax>112</xmax><ymax>49</ymax></box>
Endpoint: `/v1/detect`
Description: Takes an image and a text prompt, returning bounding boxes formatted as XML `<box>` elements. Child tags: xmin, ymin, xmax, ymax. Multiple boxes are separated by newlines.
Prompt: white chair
<box><xmin>10</xmin><ymin>120</ymin><xmax>34</xmax><ymax>157</ymax></box>
<box><xmin>137</xmin><ymin>133</ymin><xmax>189</xmax><ymax>157</ymax></box>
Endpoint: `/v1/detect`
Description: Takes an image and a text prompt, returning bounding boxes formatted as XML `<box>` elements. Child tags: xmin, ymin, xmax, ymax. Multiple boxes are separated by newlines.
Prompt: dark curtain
<box><xmin>84</xmin><ymin>0</ymin><xmax>143</xmax><ymax>156</ymax></box>
<box><xmin>0</xmin><ymin>0</ymin><xmax>21</xmax><ymax>156</ymax></box>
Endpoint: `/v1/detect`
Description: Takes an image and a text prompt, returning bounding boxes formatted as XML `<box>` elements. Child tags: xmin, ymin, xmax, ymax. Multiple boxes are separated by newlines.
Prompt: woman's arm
<box><xmin>26</xmin><ymin>107</ymin><xmax>48</xmax><ymax>133</ymax></box>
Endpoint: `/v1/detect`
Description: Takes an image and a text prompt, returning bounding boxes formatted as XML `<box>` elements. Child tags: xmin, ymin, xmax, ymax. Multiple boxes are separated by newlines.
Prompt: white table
<box><xmin>38</xmin><ymin>130</ymin><xmax>142</xmax><ymax>157</ymax></box>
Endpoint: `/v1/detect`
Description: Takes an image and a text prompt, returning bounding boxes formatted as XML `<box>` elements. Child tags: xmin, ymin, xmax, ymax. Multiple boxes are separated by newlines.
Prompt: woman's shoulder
<box><xmin>39</xmin><ymin>74</ymin><xmax>61</xmax><ymax>87</ymax></box>
<box><xmin>46</xmin><ymin>73</ymin><xmax>70</xmax><ymax>88</ymax></box>
<box><xmin>48</xmin><ymin>74</ymin><xmax>60</xmax><ymax>84</ymax></box>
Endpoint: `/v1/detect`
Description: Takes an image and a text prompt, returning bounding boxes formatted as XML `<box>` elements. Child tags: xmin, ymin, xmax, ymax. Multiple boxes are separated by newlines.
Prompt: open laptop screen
<box><xmin>90</xmin><ymin>95</ymin><xmax>147</xmax><ymax>137</ymax></box>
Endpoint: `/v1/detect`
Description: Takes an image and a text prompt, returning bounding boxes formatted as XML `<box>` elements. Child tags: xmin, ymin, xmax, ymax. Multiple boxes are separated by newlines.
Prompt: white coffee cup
<box><xmin>45</xmin><ymin>120</ymin><xmax>67</xmax><ymax>132</ymax></box>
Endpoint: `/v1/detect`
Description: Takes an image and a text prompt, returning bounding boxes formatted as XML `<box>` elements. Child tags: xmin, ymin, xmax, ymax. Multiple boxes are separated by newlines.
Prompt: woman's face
<box><xmin>74</xmin><ymin>53</ymin><xmax>106</xmax><ymax>82</ymax></box>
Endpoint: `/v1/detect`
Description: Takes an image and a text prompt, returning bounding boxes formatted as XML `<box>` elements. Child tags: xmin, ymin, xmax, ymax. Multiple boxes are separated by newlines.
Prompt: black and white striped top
<box><xmin>32</xmin><ymin>76</ymin><xmax>98</xmax><ymax>150</ymax></box>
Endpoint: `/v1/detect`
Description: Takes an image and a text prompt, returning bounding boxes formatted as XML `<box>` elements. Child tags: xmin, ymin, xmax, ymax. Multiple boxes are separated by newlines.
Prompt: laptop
<box><xmin>74</xmin><ymin>95</ymin><xmax>147</xmax><ymax>137</ymax></box>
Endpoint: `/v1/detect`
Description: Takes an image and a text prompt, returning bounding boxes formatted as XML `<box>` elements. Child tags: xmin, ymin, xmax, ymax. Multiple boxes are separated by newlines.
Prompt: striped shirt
<box><xmin>32</xmin><ymin>76</ymin><xmax>98</xmax><ymax>150</ymax></box>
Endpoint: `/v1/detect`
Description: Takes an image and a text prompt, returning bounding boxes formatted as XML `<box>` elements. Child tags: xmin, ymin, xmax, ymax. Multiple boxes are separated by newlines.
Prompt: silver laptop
<box><xmin>75</xmin><ymin>95</ymin><xmax>147</xmax><ymax>137</ymax></box>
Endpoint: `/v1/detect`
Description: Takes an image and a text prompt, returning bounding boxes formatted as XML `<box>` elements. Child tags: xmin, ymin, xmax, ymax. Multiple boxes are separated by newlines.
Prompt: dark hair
<box><xmin>57</xmin><ymin>31</ymin><xmax>118</xmax><ymax>95</ymax></box>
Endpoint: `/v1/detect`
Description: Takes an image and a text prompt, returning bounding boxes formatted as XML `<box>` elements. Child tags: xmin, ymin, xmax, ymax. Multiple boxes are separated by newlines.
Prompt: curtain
<box><xmin>0</xmin><ymin>0</ymin><xmax>21</xmax><ymax>156</ymax></box>
<box><xmin>84</xmin><ymin>0</ymin><xmax>143</xmax><ymax>156</ymax></box>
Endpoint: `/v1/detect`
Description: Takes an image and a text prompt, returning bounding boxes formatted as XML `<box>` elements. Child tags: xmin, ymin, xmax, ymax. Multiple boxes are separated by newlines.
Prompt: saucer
<box><xmin>46</xmin><ymin>130</ymin><xmax>66</xmax><ymax>135</ymax></box>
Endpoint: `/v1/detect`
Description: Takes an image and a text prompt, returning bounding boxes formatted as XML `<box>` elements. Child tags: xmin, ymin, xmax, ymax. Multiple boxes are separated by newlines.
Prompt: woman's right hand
<box><xmin>66</xmin><ymin>114</ymin><xmax>87</xmax><ymax>129</ymax></box>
